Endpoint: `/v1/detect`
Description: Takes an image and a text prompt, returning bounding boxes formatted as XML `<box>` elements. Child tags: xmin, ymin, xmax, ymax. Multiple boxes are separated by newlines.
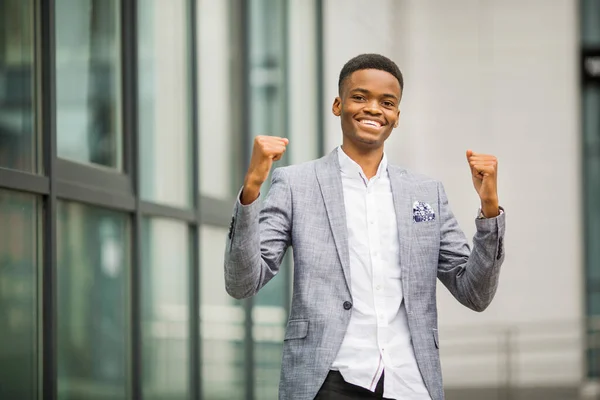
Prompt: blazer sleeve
<box><xmin>436</xmin><ymin>182</ymin><xmax>506</xmax><ymax>312</ymax></box>
<box><xmin>224</xmin><ymin>167</ymin><xmax>292</xmax><ymax>299</ymax></box>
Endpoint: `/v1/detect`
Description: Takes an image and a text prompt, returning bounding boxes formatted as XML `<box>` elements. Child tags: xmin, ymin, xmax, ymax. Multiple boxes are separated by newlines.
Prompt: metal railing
<box><xmin>440</xmin><ymin>317</ymin><xmax>600</xmax><ymax>400</ymax></box>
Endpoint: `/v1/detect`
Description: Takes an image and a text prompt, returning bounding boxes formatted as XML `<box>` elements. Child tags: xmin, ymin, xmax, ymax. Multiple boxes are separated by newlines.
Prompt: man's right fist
<box><xmin>241</xmin><ymin>136</ymin><xmax>289</xmax><ymax>205</ymax></box>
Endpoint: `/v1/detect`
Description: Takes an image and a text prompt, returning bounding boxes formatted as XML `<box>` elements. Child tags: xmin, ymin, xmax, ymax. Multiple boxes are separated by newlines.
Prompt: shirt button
<box><xmin>376</xmin><ymin>285</ymin><xmax>382</xmax><ymax>291</ymax></box>
<box><xmin>369</xmin><ymin>220</ymin><xmax>374</xmax><ymax>225</ymax></box>
<box><xmin>343</xmin><ymin>301</ymin><xmax>353</xmax><ymax>310</ymax></box>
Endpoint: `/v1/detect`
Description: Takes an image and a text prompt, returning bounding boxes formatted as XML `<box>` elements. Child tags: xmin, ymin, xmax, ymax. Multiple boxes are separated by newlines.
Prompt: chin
<box><xmin>354</xmin><ymin>136</ymin><xmax>383</xmax><ymax>149</ymax></box>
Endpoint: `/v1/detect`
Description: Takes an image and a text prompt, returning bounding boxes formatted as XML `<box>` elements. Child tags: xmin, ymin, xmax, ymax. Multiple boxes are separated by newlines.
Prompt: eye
<box><xmin>352</xmin><ymin>95</ymin><xmax>365</xmax><ymax>101</ymax></box>
<box><xmin>383</xmin><ymin>101</ymin><xmax>395</xmax><ymax>108</ymax></box>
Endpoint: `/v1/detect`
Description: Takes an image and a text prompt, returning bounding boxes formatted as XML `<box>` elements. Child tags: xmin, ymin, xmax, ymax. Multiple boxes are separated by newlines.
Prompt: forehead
<box><xmin>344</xmin><ymin>69</ymin><xmax>401</xmax><ymax>96</ymax></box>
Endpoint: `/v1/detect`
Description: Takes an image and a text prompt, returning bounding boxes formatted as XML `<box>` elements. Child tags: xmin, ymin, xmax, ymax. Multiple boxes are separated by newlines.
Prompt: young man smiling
<box><xmin>225</xmin><ymin>54</ymin><xmax>505</xmax><ymax>400</ymax></box>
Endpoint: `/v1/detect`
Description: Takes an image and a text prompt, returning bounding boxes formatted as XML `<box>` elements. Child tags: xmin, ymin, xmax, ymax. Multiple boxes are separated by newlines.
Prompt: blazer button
<box><xmin>343</xmin><ymin>301</ymin><xmax>352</xmax><ymax>310</ymax></box>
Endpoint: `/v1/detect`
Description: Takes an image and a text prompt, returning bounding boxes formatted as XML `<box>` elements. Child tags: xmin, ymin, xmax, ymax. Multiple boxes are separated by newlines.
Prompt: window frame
<box><xmin>0</xmin><ymin>0</ymin><xmax>325</xmax><ymax>399</ymax></box>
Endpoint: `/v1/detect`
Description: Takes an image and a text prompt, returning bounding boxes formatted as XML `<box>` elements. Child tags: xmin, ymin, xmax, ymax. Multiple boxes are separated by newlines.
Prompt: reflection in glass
<box><xmin>201</xmin><ymin>225</ymin><xmax>245</xmax><ymax>399</ymax></box>
<box><xmin>248</xmin><ymin>0</ymin><xmax>289</xmax><ymax>397</ymax></box>
<box><xmin>288</xmin><ymin>0</ymin><xmax>319</xmax><ymax>164</ymax></box>
<box><xmin>582</xmin><ymin>0</ymin><xmax>600</xmax><ymax>47</ymax></box>
<box><xmin>0</xmin><ymin>0</ymin><xmax>37</xmax><ymax>172</ymax></box>
<box><xmin>248</xmin><ymin>0</ymin><xmax>286</xmax><ymax>146</ymax></box>
<box><xmin>0</xmin><ymin>190</ymin><xmax>39</xmax><ymax>399</ymax></box>
<box><xmin>198</xmin><ymin>0</ymin><xmax>242</xmax><ymax>199</ymax></box>
<box><xmin>138</xmin><ymin>0</ymin><xmax>191</xmax><ymax>207</ymax></box>
<box><xmin>141</xmin><ymin>218</ymin><xmax>189</xmax><ymax>400</ymax></box>
<box><xmin>583</xmin><ymin>86</ymin><xmax>600</xmax><ymax>378</ymax></box>
<box><xmin>57</xmin><ymin>202</ymin><xmax>129</xmax><ymax>400</ymax></box>
<box><xmin>55</xmin><ymin>0</ymin><xmax>122</xmax><ymax>169</ymax></box>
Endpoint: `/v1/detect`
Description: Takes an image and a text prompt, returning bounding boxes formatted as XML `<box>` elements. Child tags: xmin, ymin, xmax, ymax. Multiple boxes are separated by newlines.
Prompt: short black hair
<box><xmin>338</xmin><ymin>53</ymin><xmax>404</xmax><ymax>94</ymax></box>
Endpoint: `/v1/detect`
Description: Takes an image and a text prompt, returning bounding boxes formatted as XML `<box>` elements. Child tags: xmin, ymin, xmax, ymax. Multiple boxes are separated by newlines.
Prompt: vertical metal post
<box><xmin>315</xmin><ymin>0</ymin><xmax>325</xmax><ymax>157</ymax></box>
<box><xmin>122</xmin><ymin>0</ymin><xmax>141</xmax><ymax>398</ymax></box>
<box><xmin>240</xmin><ymin>0</ymin><xmax>255</xmax><ymax>398</ymax></box>
<box><xmin>41</xmin><ymin>0</ymin><xmax>57</xmax><ymax>398</ymax></box>
<box><xmin>189</xmin><ymin>0</ymin><xmax>202</xmax><ymax>398</ymax></box>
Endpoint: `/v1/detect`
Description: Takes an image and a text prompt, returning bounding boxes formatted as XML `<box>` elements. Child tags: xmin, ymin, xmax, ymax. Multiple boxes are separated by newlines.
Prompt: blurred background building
<box><xmin>0</xmin><ymin>0</ymin><xmax>597</xmax><ymax>399</ymax></box>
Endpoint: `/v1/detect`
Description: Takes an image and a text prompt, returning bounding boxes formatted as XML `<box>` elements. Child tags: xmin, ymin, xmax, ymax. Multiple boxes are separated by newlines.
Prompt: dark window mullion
<box><xmin>55</xmin><ymin>159</ymin><xmax>132</xmax><ymax>194</ymax></box>
<box><xmin>316</xmin><ymin>0</ymin><xmax>325</xmax><ymax>158</ymax></box>
<box><xmin>189</xmin><ymin>0</ymin><xmax>201</xmax><ymax>398</ymax></box>
<box><xmin>139</xmin><ymin>201</ymin><xmax>197</xmax><ymax>223</ymax></box>
<box><xmin>199</xmin><ymin>195</ymin><xmax>236</xmax><ymax>227</ymax></box>
<box><xmin>122</xmin><ymin>0</ymin><xmax>141</xmax><ymax>398</ymax></box>
<box><xmin>0</xmin><ymin>168</ymin><xmax>50</xmax><ymax>195</ymax></box>
<box><xmin>41</xmin><ymin>0</ymin><xmax>57</xmax><ymax>399</ymax></box>
<box><xmin>55</xmin><ymin>180</ymin><xmax>136</xmax><ymax>212</ymax></box>
<box><xmin>241</xmin><ymin>0</ymin><xmax>254</xmax><ymax>397</ymax></box>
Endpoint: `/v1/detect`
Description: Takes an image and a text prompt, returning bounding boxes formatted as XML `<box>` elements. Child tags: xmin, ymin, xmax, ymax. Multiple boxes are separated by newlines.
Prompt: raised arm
<box><xmin>224</xmin><ymin>136</ymin><xmax>292</xmax><ymax>299</ymax></box>
<box><xmin>437</xmin><ymin>150</ymin><xmax>506</xmax><ymax>311</ymax></box>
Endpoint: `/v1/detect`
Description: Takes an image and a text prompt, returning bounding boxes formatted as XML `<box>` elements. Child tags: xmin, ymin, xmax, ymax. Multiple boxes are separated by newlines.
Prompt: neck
<box><xmin>340</xmin><ymin>143</ymin><xmax>384</xmax><ymax>179</ymax></box>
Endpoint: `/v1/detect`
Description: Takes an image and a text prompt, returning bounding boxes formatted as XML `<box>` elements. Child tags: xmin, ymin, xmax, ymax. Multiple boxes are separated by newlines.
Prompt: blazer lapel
<box><xmin>388</xmin><ymin>165</ymin><xmax>413</xmax><ymax>302</ymax></box>
<box><xmin>316</xmin><ymin>150</ymin><xmax>352</xmax><ymax>294</ymax></box>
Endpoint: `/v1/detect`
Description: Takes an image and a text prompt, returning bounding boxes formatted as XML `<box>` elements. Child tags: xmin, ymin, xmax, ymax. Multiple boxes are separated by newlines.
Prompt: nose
<box><xmin>363</xmin><ymin>99</ymin><xmax>383</xmax><ymax>115</ymax></box>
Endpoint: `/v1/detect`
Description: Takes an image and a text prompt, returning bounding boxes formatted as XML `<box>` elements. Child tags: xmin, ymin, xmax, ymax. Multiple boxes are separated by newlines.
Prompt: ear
<box><xmin>332</xmin><ymin>97</ymin><xmax>342</xmax><ymax>116</ymax></box>
<box><xmin>393</xmin><ymin>109</ymin><xmax>400</xmax><ymax>128</ymax></box>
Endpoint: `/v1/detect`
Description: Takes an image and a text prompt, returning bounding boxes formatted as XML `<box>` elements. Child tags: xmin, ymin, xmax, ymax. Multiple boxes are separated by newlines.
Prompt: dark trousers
<box><xmin>314</xmin><ymin>370</ymin><xmax>394</xmax><ymax>399</ymax></box>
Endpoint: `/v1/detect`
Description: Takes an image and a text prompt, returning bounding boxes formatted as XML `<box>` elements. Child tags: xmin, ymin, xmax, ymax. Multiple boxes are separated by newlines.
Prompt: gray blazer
<box><xmin>224</xmin><ymin>150</ymin><xmax>506</xmax><ymax>400</ymax></box>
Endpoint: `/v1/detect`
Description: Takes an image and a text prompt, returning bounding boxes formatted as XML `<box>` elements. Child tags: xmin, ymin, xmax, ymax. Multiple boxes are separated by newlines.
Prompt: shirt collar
<box><xmin>336</xmin><ymin>146</ymin><xmax>388</xmax><ymax>183</ymax></box>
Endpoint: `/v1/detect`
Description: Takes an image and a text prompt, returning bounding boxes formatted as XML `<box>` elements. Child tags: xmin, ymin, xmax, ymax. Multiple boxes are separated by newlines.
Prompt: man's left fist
<box><xmin>466</xmin><ymin>149</ymin><xmax>499</xmax><ymax>218</ymax></box>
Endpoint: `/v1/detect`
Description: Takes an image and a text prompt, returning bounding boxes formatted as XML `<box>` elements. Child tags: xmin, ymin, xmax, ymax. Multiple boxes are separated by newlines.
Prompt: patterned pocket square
<box><xmin>413</xmin><ymin>201</ymin><xmax>435</xmax><ymax>223</ymax></box>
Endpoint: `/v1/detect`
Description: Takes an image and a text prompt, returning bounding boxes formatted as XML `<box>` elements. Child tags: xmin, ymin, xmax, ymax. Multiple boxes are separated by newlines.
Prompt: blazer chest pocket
<box><xmin>284</xmin><ymin>319</ymin><xmax>309</xmax><ymax>341</ymax></box>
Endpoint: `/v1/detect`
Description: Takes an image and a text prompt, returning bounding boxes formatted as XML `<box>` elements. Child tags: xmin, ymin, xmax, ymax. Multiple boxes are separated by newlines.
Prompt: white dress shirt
<box><xmin>331</xmin><ymin>147</ymin><xmax>431</xmax><ymax>399</ymax></box>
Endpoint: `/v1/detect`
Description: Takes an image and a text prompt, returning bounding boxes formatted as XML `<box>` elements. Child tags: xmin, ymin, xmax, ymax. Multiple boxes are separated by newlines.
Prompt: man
<box><xmin>225</xmin><ymin>53</ymin><xmax>505</xmax><ymax>400</ymax></box>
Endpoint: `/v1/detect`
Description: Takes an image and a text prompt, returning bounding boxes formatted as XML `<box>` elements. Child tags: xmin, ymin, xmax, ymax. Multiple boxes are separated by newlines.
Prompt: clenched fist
<box><xmin>466</xmin><ymin>149</ymin><xmax>500</xmax><ymax>218</ymax></box>
<box><xmin>240</xmin><ymin>136</ymin><xmax>289</xmax><ymax>205</ymax></box>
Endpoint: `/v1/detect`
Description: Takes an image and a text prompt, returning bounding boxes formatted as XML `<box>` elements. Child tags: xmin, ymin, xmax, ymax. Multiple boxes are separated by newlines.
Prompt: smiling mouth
<box><xmin>358</xmin><ymin>119</ymin><xmax>384</xmax><ymax>129</ymax></box>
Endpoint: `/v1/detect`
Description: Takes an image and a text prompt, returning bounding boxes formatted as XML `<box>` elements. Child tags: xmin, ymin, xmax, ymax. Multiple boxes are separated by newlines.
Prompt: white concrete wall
<box><xmin>324</xmin><ymin>0</ymin><xmax>583</xmax><ymax>388</ymax></box>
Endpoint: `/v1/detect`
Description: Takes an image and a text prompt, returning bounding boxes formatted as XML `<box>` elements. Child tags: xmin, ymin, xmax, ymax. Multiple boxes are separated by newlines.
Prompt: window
<box><xmin>55</xmin><ymin>0</ymin><xmax>123</xmax><ymax>170</ymax></box>
<box><xmin>141</xmin><ymin>218</ymin><xmax>190</xmax><ymax>399</ymax></box>
<box><xmin>0</xmin><ymin>190</ymin><xmax>40</xmax><ymax>399</ymax></box>
<box><xmin>138</xmin><ymin>0</ymin><xmax>192</xmax><ymax>208</ymax></box>
<box><xmin>582</xmin><ymin>0</ymin><xmax>600</xmax><ymax>380</ymax></box>
<box><xmin>197</xmin><ymin>0</ymin><xmax>243</xmax><ymax>200</ymax></box>
<box><xmin>582</xmin><ymin>86</ymin><xmax>600</xmax><ymax>378</ymax></box>
<box><xmin>56</xmin><ymin>202</ymin><xmax>129</xmax><ymax>399</ymax></box>
<box><xmin>0</xmin><ymin>0</ymin><xmax>38</xmax><ymax>173</ymax></box>
<box><xmin>247</xmin><ymin>0</ymin><xmax>289</xmax><ymax>396</ymax></box>
<box><xmin>200</xmin><ymin>225</ymin><xmax>246</xmax><ymax>399</ymax></box>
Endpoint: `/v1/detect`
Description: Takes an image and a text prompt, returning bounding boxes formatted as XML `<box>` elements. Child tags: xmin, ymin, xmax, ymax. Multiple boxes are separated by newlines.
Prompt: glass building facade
<box><xmin>0</xmin><ymin>0</ymin><xmax>323</xmax><ymax>399</ymax></box>
<box><xmin>582</xmin><ymin>0</ymin><xmax>600</xmax><ymax>381</ymax></box>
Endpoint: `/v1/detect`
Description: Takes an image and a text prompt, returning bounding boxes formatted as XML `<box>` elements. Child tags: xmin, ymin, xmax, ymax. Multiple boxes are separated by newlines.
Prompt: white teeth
<box><xmin>360</xmin><ymin>119</ymin><xmax>381</xmax><ymax>128</ymax></box>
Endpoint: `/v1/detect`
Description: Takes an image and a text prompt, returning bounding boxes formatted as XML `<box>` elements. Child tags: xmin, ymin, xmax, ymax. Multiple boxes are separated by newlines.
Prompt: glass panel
<box><xmin>287</xmin><ymin>0</ymin><xmax>319</xmax><ymax>164</ymax></box>
<box><xmin>0</xmin><ymin>190</ymin><xmax>39</xmax><ymax>399</ymax></box>
<box><xmin>248</xmin><ymin>0</ymin><xmax>286</xmax><ymax>144</ymax></box>
<box><xmin>57</xmin><ymin>202</ymin><xmax>129</xmax><ymax>400</ymax></box>
<box><xmin>0</xmin><ymin>0</ymin><xmax>37</xmax><ymax>173</ymax></box>
<box><xmin>583</xmin><ymin>86</ymin><xmax>600</xmax><ymax>379</ymax></box>
<box><xmin>200</xmin><ymin>225</ymin><xmax>245</xmax><ymax>399</ymax></box>
<box><xmin>141</xmin><ymin>218</ymin><xmax>189</xmax><ymax>400</ymax></box>
<box><xmin>55</xmin><ymin>0</ymin><xmax>123</xmax><ymax>170</ymax></box>
<box><xmin>198</xmin><ymin>0</ymin><xmax>243</xmax><ymax>199</ymax></box>
<box><xmin>582</xmin><ymin>0</ymin><xmax>600</xmax><ymax>47</ymax></box>
<box><xmin>248</xmin><ymin>1</ymin><xmax>288</xmax><ymax>396</ymax></box>
<box><xmin>138</xmin><ymin>0</ymin><xmax>191</xmax><ymax>208</ymax></box>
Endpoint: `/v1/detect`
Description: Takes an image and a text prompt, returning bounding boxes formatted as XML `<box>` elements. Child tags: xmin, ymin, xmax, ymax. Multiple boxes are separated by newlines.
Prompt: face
<box><xmin>332</xmin><ymin>69</ymin><xmax>401</xmax><ymax>151</ymax></box>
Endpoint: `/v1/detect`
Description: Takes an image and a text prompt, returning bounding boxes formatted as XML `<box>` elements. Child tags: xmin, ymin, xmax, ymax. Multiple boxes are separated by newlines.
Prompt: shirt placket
<box><xmin>366</xmin><ymin>181</ymin><xmax>387</xmax><ymax>325</ymax></box>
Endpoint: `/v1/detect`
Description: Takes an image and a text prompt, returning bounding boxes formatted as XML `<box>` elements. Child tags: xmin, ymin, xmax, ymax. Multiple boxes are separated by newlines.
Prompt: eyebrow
<box><xmin>351</xmin><ymin>87</ymin><xmax>399</xmax><ymax>101</ymax></box>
